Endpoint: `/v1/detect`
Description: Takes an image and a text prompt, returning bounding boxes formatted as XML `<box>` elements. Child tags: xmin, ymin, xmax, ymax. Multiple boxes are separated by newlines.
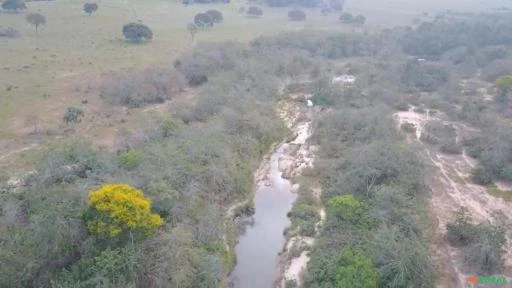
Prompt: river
<box><xmin>229</xmin><ymin>104</ymin><xmax>312</xmax><ymax>288</ymax></box>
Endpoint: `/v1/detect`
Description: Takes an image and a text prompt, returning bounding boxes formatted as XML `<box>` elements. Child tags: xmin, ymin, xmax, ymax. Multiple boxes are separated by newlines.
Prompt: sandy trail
<box><xmin>393</xmin><ymin>106</ymin><xmax>512</xmax><ymax>287</ymax></box>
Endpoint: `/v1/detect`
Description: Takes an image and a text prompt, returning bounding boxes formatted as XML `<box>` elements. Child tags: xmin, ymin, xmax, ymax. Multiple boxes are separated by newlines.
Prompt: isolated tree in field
<box><xmin>187</xmin><ymin>23</ymin><xmax>198</xmax><ymax>42</ymax></box>
<box><xmin>26</xmin><ymin>13</ymin><xmax>46</xmax><ymax>33</ymax></box>
<box><xmin>194</xmin><ymin>13</ymin><xmax>214</xmax><ymax>28</ymax></box>
<box><xmin>339</xmin><ymin>12</ymin><xmax>353</xmax><ymax>23</ymax></box>
<box><xmin>354</xmin><ymin>14</ymin><xmax>366</xmax><ymax>24</ymax></box>
<box><xmin>205</xmin><ymin>9</ymin><xmax>223</xmax><ymax>23</ymax></box>
<box><xmin>1</xmin><ymin>0</ymin><xmax>26</xmax><ymax>12</ymax></box>
<box><xmin>288</xmin><ymin>9</ymin><xmax>306</xmax><ymax>21</ymax></box>
<box><xmin>63</xmin><ymin>106</ymin><xmax>84</xmax><ymax>125</ymax></box>
<box><xmin>246</xmin><ymin>6</ymin><xmax>263</xmax><ymax>17</ymax></box>
<box><xmin>83</xmin><ymin>3</ymin><xmax>98</xmax><ymax>15</ymax></box>
<box><xmin>84</xmin><ymin>184</ymin><xmax>163</xmax><ymax>238</ymax></box>
<box><xmin>122</xmin><ymin>22</ymin><xmax>153</xmax><ymax>42</ymax></box>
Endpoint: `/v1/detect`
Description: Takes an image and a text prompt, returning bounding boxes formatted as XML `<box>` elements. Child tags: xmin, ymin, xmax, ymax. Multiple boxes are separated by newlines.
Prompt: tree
<box><xmin>83</xmin><ymin>3</ymin><xmax>98</xmax><ymax>15</ymax></box>
<box><xmin>288</xmin><ymin>9</ymin><xmax>306</xmax><ymax>21</ymax></box>
<box><xmin>353</xmin><ymin>14</ymin><xmax>366</xmax><ymax>25</ymax></box>
<box><xmin>194</xmin><ymin>13</ymin><xmax>214</xmax><ymax>28</ymax></box>
<box><xmin>339</xmin><ymin>13</ymin><xmax>353</xmax><ymax>23</ymax></box>
<box><xmin>205</xmin><ymin>9</ymin><xmax>223</xmax><ymax>23</ymax></box>
<box><xmin>63</xmin><ymin>106</ymin><xmax>84</xmax><ymax>125</ymax></box>
<box><xmin>26</xmin><ymin>13</ymin><xmax>46</xmax><ymax>33</ymax></box>
<box><xmin>84</xmin><ymin>184</ymin><xmax>163</xmax><ymax>238</ymax></box>
<box><xmin>187</xmin><ymin>23</ymin><xmax>198</xmax><ymax>42</ymax></box>
<box><xmin>335</xmin><ymin>247</ymin><xmax>378</xmax><ymax>288</ymax></box>
<box><xmin>122</xmin><ymin>22</ymin><xmax>153</xmax><ymax>42</ymax></box>
<box><xmin>329</xmin><ymin>0</ymin><xmax>344</xmax><ymax>11</ymax></box>
<box><xmin>1</xmin><ymin>0</ymin><xmax>26</xmax><ymax>12</ymax></box>
<box><xmin>246</xmin><ymin>6</ymin><xmax>263</xmax><ymax>17</ymax></box>
<box><xmin>494</xmin><ymin>75</ymin><xmax>512</xmax><ymax>96</ymax></box>
<box><xmin>328</xmin><ymin>194</ymin><xmax>367</xmax><ymax>223</ymax></box>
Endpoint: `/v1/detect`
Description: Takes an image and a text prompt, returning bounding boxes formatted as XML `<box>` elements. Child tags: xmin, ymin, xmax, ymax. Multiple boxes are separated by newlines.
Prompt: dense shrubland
<box><xmin>0</xmin><ymin>32</ymin><xmax>322</xmax><ymax>287</ymax></box>
<box><xmin>2</xmin><ymin>10</ymin><xmax>512</xmax><ymax>287</ymax></box>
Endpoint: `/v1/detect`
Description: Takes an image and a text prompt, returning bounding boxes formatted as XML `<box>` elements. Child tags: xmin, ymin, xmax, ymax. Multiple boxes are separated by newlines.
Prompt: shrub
<box><xmin>122</xmin><ymin>22</ymin><xmax>153</xmax><ymax>42</ymax></box>
<box><xmin>288</xmin><ymin>9</ymin><xmax>306</xmax><ymax>21</ymax></box>
<box><xmin>401</xmin><ymin>122</ymin><xmax>416</xmax><ymax>134</ymax></box>
<box><xmin>194</xmin><ymin>13</ymin><xmax>214</xmax><ymax>28</ymax></box>
<box><xmin>1</xmin><ymin>0</ymin><xmax>26</xmax><ymax>11</ymax></box>
<box><xmin>246</xmin><ymin>6</ymin><xmax>263</xmax><ymax>17</ymax></box>
<box><xmin>84</xmin><ymin>184</ymin><xmax>163</xmax><ymax>238</ymax></box>
<box><xmin>63</xmin><ymin>107</ymin><xmax>84</xmax><ymax>125</ymax></box>
<box><xmin>99</xmin><ymin>67</ymin><xmax>185</xmax><ymax>107</ymax></box>
<box><xmin>118</xmin><ymin>150</ymin><xmax>142</xmax><ymax>170</ymax></box>
<box><xmin>205</xmin><ymin>9</ymin><xmax>223</xmax><ymax>23</ymax></box>
<box><xmin>328</xmin><ymin>194</ymin><xmax>367</xmax><ymax>222</ymax></box>
<box><xmin>471</xmin><ymin>165</ymin><xmax>493</xmax><ymax>185</ymax></box>
<box><xmin>83</xmin><ymin>3</ymin><xmax>98</xmax><ymax>15</ymax></box>
<box><xmin>446</xmin><ymin>209</ymin><xmax>506</xmax><ymax>274</ymax></box>
<box><xmin>440</xmin><ymin>141</ymin><xmax>462</xmax><ymax>155</ymax></box>
<box><xmin>0</xmin><ymin>26</ymin><xmax>20</xmax><ymax>38</ymax></box>
<box><xmin>335</xmin><ymin>247</ymin><xmax>378</xmax><ymax>288</ymax></box>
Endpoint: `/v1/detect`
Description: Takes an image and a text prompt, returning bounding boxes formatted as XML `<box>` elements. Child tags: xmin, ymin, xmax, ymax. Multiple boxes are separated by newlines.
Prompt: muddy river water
<box><xmin>229</xmin><ymin>142</ymin><xmax>297</xmax><ymax>287</ymax></box>
<box><xmin>229</xmin><ymin>105</ymin><xmax>313</xmax><ymax>287</ymax></box>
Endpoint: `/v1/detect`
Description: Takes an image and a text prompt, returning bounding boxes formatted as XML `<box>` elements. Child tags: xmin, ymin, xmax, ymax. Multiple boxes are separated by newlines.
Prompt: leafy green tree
<box><xmin>194</xmin><ymin>13</ymin><xmax>214</xmax><ymax>28</ymax></box>
<box><xmin>205</xmin><ymin>9</ymin><xmax>223</xmax><ymax>23</ymax></box>
<box><xmin>288</xmin><ymin>9</ymin><xmax>306</xmax><ymax>21</ymax></box>
<box><xmin>26</xmin><ymin>13</ymin><xmax>46</xmax><ymax>33</ymax></box>
<box><xmin>1</xmin><ymin>0</ymin><xmax>26</xmax><ymax>12</ymax></box>
<box><xmin>122</xmin><ymin>22</ymin><xmax>153</xmax><ymax>42</ymax></box>
<box><xmin>339</xmin><ymin>13</ymin><xmax>353</xmax><ymax>23</ymax></box>
<box><xmin>335</xmin><ymin>247</ymin><xmax>378</xmax><ymax>288</ymax></box>
<box><xmin>83</xmin><ymin>3</ymin><xmax>98</xmax><ymax>15</ymax></box>
<box><xmin>246</xmin><ymin>6</ymin><xmax>263</xmax><ymax>17</ymax></box>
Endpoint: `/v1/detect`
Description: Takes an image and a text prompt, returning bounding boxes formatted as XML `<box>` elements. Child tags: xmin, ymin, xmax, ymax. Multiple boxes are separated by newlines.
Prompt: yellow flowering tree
<box><xmin>84</xmin><ymin>184</ymin><xmax>163</xmax><ymax>239</ymax></box>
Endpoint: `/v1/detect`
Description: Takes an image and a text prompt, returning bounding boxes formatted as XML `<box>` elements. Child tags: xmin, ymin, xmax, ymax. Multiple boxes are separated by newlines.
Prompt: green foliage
<box><xmin>400</xmin><ymin>15</ymin><xmax>512</xmax><ymax>58</ymax></box>
<box><xmin>1</xmin><ymin>0</ymin><xmax>26</xmax><ymax>11</ymax></box>
<box><xmin>288</xmin><ymin>9</ymin><xmax>306</xmax><ymax>21</ymax></box>
<box><xmin>471</xmin><ymin>165</ymin><xmax>494</xmax><ymax>185</ymax></box>
<box><xmin>83</xmin><ymin>3</ymin><xmax>98</xmax><ymax>15</ymax></box>
<box><xmin>335</xmin><ymin>247</ymin><xmax>378</xmax><ymax>288</ymax></box>
<box><xmin>194</xmin><ymin>13</ymin><xmax>214</xmax><ymax>28</ymax></box>
<box><xmin>494</xmin><ymin>75</ymin><xmax>512</xmax><ymax>95</ymax></box>
<box><xmin>62</xmin><ymin>106</ymin><xmax>84</xmax><ymax>125</ymax></box>
<box><xmin>446</xmin><ymin>209</ymin><xmax>506</xmax><ymax>274</ymax></box>
<box><xmin>205</xmin><ymin>9</ymin><xmax>223</xmax><ymax>23</ymax></box>
<box><xmin>99</xmin><ymin>67</ymin><xmax>185</xmax><ymax>107</ymax></box>
<box><xmin>328</xmin><ymin>194</ymin><xmax>367</xmax><ymax>222</ymax></box>
<box><xmin>122</xmin><ymin>22</ymin><xmax>153</xmax><ymax>42</ymax></box>
<box><xmin>401</xmin><ymin>61</ymin><xmax>449</xmax><ymax>92</ymax></box>
<box><xmin>246</xmin><ymin>6</ymin><xmax>263</xmax><ymax>17</ymax></box>
<box><xmin>118</xmin><ymin>150</ymin><xmax>142</xmax><ymax>170</ymax></box>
